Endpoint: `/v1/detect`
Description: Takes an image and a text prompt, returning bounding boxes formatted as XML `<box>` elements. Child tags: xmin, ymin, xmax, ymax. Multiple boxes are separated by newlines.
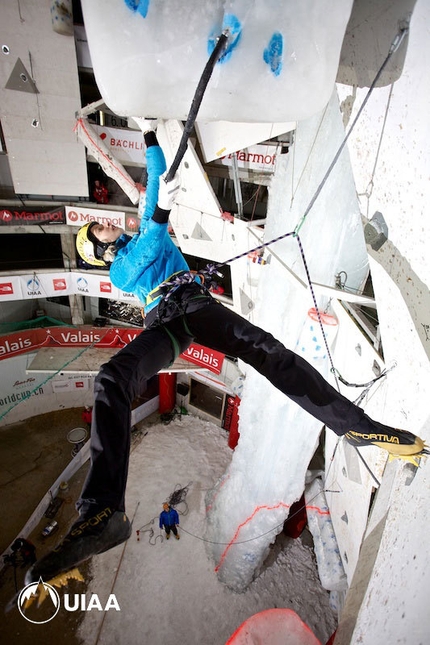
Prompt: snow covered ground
<box><xmin>77</xmin><ymin>414</ymin><xmax>337</xmax><ymax>645</ymax></box>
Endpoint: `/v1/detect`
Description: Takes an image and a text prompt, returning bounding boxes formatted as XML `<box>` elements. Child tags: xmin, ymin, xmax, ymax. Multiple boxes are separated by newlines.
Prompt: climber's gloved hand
<box><xmin>157</xmin><ymin>172</ymin><xmax>180</xmax><ymax>211</ymax></box>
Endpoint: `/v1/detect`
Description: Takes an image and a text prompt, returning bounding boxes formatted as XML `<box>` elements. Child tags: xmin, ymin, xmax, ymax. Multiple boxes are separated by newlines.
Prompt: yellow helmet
<box><xmin>163</xmin><ymin>503</ymin><xmax>170</xmax><ymax>511</ymax></box>
<box><xmin>76</xmin><ymin>222</ymin><xmax>108</xmax><ymax>267</ymax></box>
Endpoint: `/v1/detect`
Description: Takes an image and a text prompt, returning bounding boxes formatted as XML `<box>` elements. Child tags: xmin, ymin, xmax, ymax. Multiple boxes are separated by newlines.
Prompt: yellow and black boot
<box><xmin>345</xmin><ymin>427</ymin><xmax>428</xmax><ymax>465</ymax></box>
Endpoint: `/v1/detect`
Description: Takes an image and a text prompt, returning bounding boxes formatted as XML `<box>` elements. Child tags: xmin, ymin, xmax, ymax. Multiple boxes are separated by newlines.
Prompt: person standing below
<box><xmin>82</xmin><ymin>406</ymin><xmax>92</xmax><ymax>431</ymax></box>
<box><xmin>159</xmin><ymin>503</ymin><xmax>180</xmax><ymax>540</ymax></box>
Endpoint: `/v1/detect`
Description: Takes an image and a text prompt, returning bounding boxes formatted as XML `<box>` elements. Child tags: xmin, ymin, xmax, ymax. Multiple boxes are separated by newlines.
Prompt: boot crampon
<box><xmin>345</xmin><ymin>427</ymin><xmax>429</xmax><ymax>466</ymax></box>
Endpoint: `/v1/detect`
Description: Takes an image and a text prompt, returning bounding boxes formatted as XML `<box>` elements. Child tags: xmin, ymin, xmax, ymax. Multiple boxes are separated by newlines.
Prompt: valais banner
<box><xmin>0</xmin><ymin>328</ymin><xmax>224</xmax><ymax>375</ymax></box>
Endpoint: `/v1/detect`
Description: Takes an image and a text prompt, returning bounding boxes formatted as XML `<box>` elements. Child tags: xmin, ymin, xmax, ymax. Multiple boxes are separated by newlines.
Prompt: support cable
<box><xmin>293</xmin><ymin>24</ymin><xmax>409</xmax><ymax>236</ymax></box>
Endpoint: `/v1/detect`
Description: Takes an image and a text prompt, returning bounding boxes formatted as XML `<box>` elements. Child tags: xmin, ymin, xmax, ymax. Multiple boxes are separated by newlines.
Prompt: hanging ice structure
<box><xmin>80</xmin><ymin>0</ymin><xmax>353</xmax><ymax>122</ymax></box>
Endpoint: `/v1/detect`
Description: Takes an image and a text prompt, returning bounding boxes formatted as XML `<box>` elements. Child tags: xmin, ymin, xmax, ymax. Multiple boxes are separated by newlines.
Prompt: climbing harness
<box><xmin>143</xmin><ymin>270</ymin><xmax>212</xmax><ymax>329</ymax></box>
<box><xmin>145</xmin><ymin>270</ymin><xmax>205</xmax><ymax>308</ymax></box>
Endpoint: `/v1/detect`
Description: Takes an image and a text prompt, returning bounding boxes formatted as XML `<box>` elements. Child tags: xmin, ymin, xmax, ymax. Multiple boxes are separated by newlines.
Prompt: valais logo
<box><xmin>18</xmin><ymin>577</ymin><xmax>120</xmax><ymax>624</ymax></box>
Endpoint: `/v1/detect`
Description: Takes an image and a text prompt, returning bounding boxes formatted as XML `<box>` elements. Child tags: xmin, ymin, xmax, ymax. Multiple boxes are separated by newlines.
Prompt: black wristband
<box><xmin>144</xmin><ymin>131</ymin><xmax>158</xmax><ymax>148</ymax></box>
<box><xmin>152</xmin><ymin>205</ymin><xmax>170</xmax><ymax>224</ymax></box>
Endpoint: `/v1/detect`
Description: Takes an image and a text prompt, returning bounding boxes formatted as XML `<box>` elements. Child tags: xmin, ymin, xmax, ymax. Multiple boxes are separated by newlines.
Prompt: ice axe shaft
<box><xmin>165</xmin><ymin>32</ymin><xmax>228</xmax><ymax>183</ymax></box>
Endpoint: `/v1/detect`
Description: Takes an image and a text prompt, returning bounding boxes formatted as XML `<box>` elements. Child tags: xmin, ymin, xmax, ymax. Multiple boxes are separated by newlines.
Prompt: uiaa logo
<box><xmin>26</xmin><ymin>277</ymin><xmax>41</xmax><ymax>295</ymax></box>
<box><xmin>17</xmin><ymin>577</ymin><xmax>120</xmax><ymax>624</ymax></box>
<box><xmin>18</xmin><ymin>578</ymin><xmax>60</xmax><ymax>624</ymax></box>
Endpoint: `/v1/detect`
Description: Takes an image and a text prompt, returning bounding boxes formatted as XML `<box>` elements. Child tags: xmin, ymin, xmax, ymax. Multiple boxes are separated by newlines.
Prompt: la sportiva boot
<box><xmin>25</xmin><ymin>507</ymin><xmax>131</xmax><ymax>585</ymax></box>
<box><xmin>175</xmin><ymin>533</ymin><xmax>180</xmax><ymax>540</ymax></box>
<box><xmin>345</xmin><ymin>427</ymin><xmax>429</xmax><ymax>465</ymax></box>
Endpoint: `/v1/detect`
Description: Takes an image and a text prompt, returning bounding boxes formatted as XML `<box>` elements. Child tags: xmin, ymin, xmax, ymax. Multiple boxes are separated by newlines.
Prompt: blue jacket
<box><xmin>109</xmin><ymin>144</ymin><xmax>188</xmax><ymax>312</ymax></box>
<box><xmin>159</xmin><ymin>507</ymin><xmax>179</xmax><ymax>528</ymax></box>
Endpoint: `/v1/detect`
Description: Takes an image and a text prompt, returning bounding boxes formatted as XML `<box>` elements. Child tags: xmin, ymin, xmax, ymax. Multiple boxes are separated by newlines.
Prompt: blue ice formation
<box><xmin>263</xmin><ymin>32</ymin><xmax>283</xmax><ymax>76</ymax></box>
<box><xmin>124</xmin><ymin>0</ymin><xmax>150</xmax><ymax>18</ymax></box>
<box><xmin>208</xmin><ymin>14</ymin><xmax>242</xmax><ymax>64</ymax></box>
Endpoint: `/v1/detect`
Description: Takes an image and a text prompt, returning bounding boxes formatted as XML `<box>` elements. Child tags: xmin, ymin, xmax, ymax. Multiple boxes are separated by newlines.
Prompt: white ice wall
<box><xmin>334</xmin><ymin>1</ymin><xmax>430</xmax><ymax>642</ymax></box>
<box><xmin>204</xmin><ymin>90</ymin><xmax>370</xmax><ymax>591</ymax></box>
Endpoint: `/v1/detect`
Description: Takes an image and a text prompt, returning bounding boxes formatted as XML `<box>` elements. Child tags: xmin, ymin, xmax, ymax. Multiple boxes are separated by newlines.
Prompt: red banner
<box><xmin>0</xmin><ymin>327</ymin><xmax>224</xmax><ymax>374</ymax></box>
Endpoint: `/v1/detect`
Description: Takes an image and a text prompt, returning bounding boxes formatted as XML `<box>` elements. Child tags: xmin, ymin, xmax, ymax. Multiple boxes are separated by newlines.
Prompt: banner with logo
<box><xmin>0</xmin><ymin>276</ymin><xmax>23</xmax><ymax>301</ymax></box>
<box><xmin>70</xmin><ymin>272</ymin><xmax>140</xmax><ymax>305</ymax></box>
<box><xmin>215</xmin><ymin>144</ymin><xmax>279</xmax><ymax>173</ymax></box>
<box><xmin>0</xmin><ymin>206</ymin><xmax>65</xmax><ymax>226</ymax></box>
<box><xmin>0</xmin><ymin>328</ymin><xmax>224</xmax><ymax>374</ymax></box>
<box><xmin>65</xmin><ymin>206</ymin><xmax>125</xmax><ymax>229</ymax></box>
<box><xmin>0</xmin><ymin>270</ymin><xmax>141</xmax><ymax>304</ymax></box>
<box><xmin>0</xmin><ymin>353</ymin><xmax>47</xmax><ymax>414</ymax></box>
<box><xmin>90</xmin><ymin>125</ymin><xmax>147</xmax><ymax>166</ymax></box>
<box><xmin>181</xmin><ymin>343</ymin><xmax>224</xmax><ymax>373</ymax></box>
<box><xmin>51</xmin><ymin>376</ymin><xmax>91</xmax><ymax>393</ymax></box>
<box><xmin>18</xmin><ymin>273</ymin><xmax>73</xmax><ymax>299</ymax></box>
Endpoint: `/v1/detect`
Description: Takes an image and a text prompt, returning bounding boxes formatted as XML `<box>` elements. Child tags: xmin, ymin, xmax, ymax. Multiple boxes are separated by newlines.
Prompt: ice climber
<box><xmin>25</xmin><ymin>122</ymin><xmax>428</xmax><ymax>585</ymax></box>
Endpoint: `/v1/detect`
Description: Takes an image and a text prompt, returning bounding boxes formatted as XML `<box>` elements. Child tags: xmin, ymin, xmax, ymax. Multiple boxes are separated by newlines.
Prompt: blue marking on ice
<box><xmin>124</xmin><ymin>0</ymin><xmax>149</xmax><ymax>18</ymax></box>
<box><xmin>263</xmin><ymin>32</ymin><xmax>283</xmax><ymax>76</ymax></box>
<box><xmin>208</xmin><ymin>14</ymin><xmax>242</xmax><ymax>64</ymax></box>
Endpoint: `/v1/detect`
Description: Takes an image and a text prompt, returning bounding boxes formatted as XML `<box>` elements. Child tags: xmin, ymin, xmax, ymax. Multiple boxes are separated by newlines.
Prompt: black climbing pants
<box><xmin>78</xmin><ymin>283</ymin><xmax>393</xmax><ymax>514</ymax></box>
<box><xmin>164</xmin><ymin>524</ymin><xmax>178</xmax><ymax>537</ymax></box>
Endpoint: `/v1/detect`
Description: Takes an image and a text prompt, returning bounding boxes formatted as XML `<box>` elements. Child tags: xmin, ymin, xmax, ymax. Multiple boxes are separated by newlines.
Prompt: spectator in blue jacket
<box><xmin>25</xmin><ymin>121</ymin><xmax>427</xmax><ymax>586</ymax></box>
<box><xmin>159</xmin><ymin>503</ymin><xmax>180</xmax><ymax>540</ymax></box>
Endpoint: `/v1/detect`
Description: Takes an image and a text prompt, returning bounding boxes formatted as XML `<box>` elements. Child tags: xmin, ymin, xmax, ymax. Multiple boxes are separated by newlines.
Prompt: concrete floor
<box><xmin>0</xmin><ymin>407</ymin><xmax>320</xmax><ymax>644</ymax></box>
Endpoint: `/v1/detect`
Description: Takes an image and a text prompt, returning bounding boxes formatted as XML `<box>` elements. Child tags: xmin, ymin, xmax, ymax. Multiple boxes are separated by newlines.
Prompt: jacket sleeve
<box><xmin>139</xmin><ymin>145</ymin><xmax>167</xmax><ymax>226</ymax></box>
<box><xmin>109</xmin><ymin>218</ymin><xmax>169</xmax><ymax>290</ymax></box>
<box><xmin>173</xmin><ymin>510</ymin><xmax>179</xmax><ymax>525</ymax></box>
<box><xmin>159</xmin><ymin>513</ymin><xmax>164</xmax><ymax>529</ymax></box>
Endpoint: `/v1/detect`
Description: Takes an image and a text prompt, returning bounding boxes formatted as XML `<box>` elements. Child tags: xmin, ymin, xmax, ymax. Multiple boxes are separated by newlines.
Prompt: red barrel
<box><xmin>158</xmin><ymin>372</ymin><xmax>177</xmax><ymax>413</ymax></box>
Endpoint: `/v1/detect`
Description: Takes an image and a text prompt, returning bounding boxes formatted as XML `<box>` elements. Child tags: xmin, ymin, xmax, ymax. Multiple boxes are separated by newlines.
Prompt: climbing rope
<box><xmin>198</xmin><ymin>17</ymin><xmax>410</xmax><ymax>478</ymax></box>
<box><xmin>358</xmin><ymin>83</ymin><xmax>395</xmax><ymax>219</ymax></box>
<box><xmin>292</xmin><ymin>24</ymin><xmax>409</xmax><ymax>237</ymax></box>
